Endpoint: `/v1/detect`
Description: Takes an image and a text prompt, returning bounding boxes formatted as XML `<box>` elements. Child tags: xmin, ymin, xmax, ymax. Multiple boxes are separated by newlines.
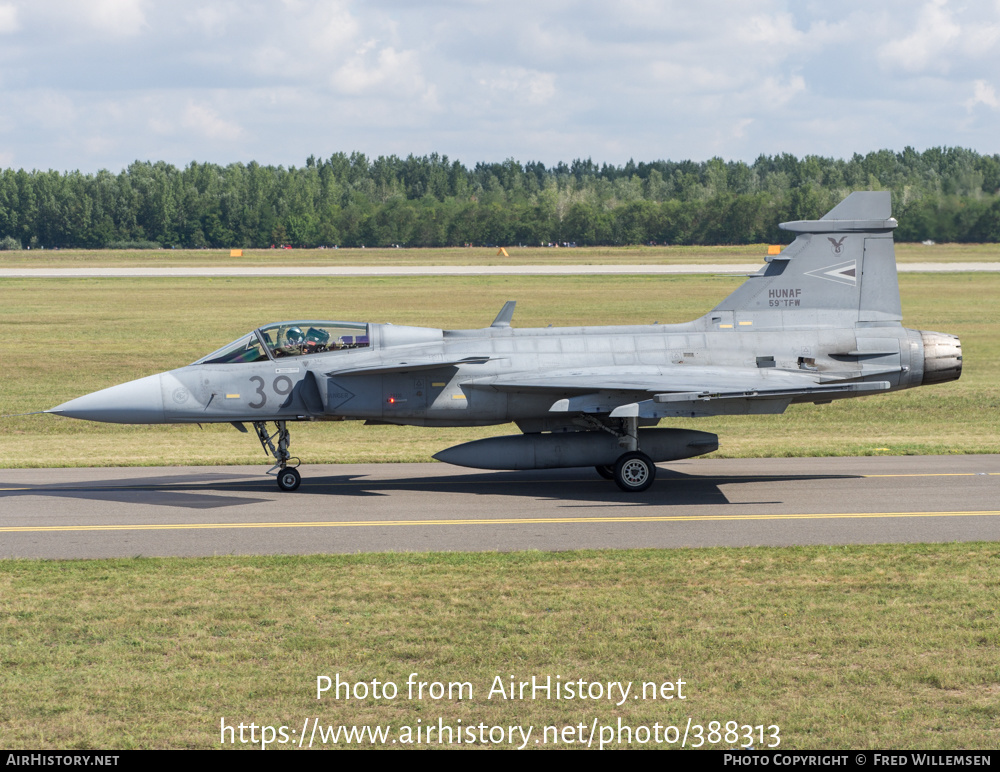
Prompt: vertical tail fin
<box><xmin>712</xmin><ymin>191</ymin><xmax>901</xmax><ymax>325</ymax></box>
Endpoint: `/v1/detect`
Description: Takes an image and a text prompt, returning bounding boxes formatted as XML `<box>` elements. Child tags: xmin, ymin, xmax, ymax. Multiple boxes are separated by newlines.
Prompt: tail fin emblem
<box><xmin>828</xmin><ymin>236</ymin><xmax>847</xmax><ymax>254</ymax></box>
<box><xmin>806</xmin><ymin>260</ymin><xmax>857</xmax><ymax>286</ymax></box>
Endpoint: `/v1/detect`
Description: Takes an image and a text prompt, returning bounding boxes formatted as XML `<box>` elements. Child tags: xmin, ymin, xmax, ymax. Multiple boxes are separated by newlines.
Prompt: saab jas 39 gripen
<box><xmin>49</xmin><ymin>192</ymin><xmax>962</xmax><ymax>493</ymax></box>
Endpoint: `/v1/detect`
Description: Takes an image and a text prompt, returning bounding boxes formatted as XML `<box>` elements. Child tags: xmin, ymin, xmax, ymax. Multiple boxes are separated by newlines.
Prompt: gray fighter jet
<box><xmin>49</xmin><ymin>192</ymin><xmax>962</xmax><ymax>493</ymax></box>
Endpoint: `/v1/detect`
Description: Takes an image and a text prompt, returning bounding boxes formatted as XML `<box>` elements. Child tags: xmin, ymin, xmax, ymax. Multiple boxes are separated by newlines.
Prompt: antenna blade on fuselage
<box><xmin>490</xmin><ymin>301</ymin><xmax>516</xmax><ymax>328</ymax></box>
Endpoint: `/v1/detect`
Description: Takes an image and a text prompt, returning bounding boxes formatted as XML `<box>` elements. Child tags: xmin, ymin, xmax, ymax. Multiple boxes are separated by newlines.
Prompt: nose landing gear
<box><xmin>253</xmin><ymin>420</ymin><xmax>302</xmax><ymax>491</ymax></box>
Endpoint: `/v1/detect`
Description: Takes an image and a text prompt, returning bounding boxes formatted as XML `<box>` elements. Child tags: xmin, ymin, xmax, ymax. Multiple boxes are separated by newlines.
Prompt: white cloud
<box><xmin>22</xmin><ymin>90</ymin><xmax>77</xmax><ymax>127</ymax></box>
<box><xmin>966</xmin><ymin>79</ymin><xmax>1000</xmax><ymax>110</ymax></box>
<box><xmin>305</xmin><ymin>2</ymin><xmax>360</xmax><ymax>55</ymax></box>
<box><xmin>0</xmin><ymin>3</ymin><xmax>19</xmax><ymax>33</ymax></box>
<box><xmin>648</xmin><ymin>60</ymin><xmax>737</xmax><ymax>93</ymax></box>
<box><xmin>181</xmin><ymin>102</ymin><xmax>244</xmax><ymax>141</ymax></box>
<box><xmin>738</xmin><ymin>12</ymin><xmax>806</xmax><ymax>49</ymax></box>
<box><xmin>963</xmin><ymin>23</ymin><xmax>1000</xmax><ymax>58</ymax></box>
<box><xmin>878</xmin><ymin>0</ymin><xmax>967</xmax><ymax>73</ymax></box>
<box><xmin>733</xmin><ymin>117</ymin><xmax>753</xmax><ymax>137</ymax></box>
<box><xmin>230</xmin><ymin>2</ymin><xmax>362</xmax><ymax>83</ymax></box>
<box><xmin>756</xmin><ymin>75</ymin><xmax>807</xmax><ymax>108</ymax></box>
<box><xmin>84</xmin><ymin>0</ymin><xmax>148</xmax><ymax>37</ymax></box>
<box><xmin>187</xmin><ymin>4</ymin><xmax>230</xmax><ymax>38</ymax></box>
<box><xmin>332</xmin><ymin>43</ymin><xmax>427</xmax><ymax>97</ymax></box>
<box><xmin>479</xmin><ymin>68</ymin><xmax>556</xmax><ymax>105</ymax></box>
<box><xmin>0</xmin><ymin>1</ymin><xmax>999</xmax><ymax>171</ymax></box>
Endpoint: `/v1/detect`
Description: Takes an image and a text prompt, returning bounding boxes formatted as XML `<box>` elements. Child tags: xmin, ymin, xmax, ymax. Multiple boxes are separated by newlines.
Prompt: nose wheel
<box><xmin>277</xmin><ymin>467</ymin><xmax>302</xmax><ymax>492</ymax></box>
<box><xmin>253</xmin><ymin>420</ymin><xmax>302</xmax><ymax>492</ymax></box>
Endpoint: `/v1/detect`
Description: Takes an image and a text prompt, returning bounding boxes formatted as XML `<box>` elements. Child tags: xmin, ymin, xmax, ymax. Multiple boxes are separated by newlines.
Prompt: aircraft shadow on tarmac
<box><xmin>0</xmin><ymin>468</ymin><xmax>863</xmax><ymax>510</ymax></box>
<box><xmin>0</xmin><ymin>472</ymin><xmax>272</xmax><ymax>510</ymax></box>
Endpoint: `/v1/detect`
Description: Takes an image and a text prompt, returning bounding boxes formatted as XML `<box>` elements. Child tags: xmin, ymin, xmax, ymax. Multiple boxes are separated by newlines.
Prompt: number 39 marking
<box><xmin>248</xmin><ymin>376</ymin><xmax>295</xmax><ymax>409</ymax></box>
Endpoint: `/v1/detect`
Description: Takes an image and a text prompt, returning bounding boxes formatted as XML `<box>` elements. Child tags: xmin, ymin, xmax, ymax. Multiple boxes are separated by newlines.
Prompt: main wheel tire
<box><xmin>595</xmin><ymin>464</ymin><xmax>615</xmax><ymax>480</ymax></box>
<box><xmin>613</xmin><ymin>452</ymin><xmax>655</xmax><ymax>493</ymax></box>
<box><xmin>277</xmin><ymin>467</ymin><xmax>302</xmax><ymax>492</ymax></box>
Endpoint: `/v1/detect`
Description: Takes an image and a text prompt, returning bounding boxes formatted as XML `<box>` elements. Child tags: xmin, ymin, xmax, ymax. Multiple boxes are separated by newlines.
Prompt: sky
<box><xmin>0</xmin><ymin>0</ymin><xmax>998</xmax><ymax>173</ymax></box>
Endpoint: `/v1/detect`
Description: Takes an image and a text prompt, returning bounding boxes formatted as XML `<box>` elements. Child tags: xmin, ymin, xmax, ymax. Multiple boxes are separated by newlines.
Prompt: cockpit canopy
<box><xmin>195</xmin><ymin>321</ymin><xmax>370</xmax><ymax>365</ymax></box>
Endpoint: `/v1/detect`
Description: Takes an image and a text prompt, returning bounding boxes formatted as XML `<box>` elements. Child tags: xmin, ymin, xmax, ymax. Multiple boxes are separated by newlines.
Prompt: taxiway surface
<box><xmin>2</xmin><ymin>456</ymin><xmax>998</xmax><ymax>559</ymax></box>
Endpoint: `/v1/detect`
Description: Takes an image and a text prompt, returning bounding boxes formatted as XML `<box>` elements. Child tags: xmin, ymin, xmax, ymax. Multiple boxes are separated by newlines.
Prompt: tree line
<box><xmin>0</xmin><ymin>147</ymin><xmax>998</xmax><ymax>250</ymax></box>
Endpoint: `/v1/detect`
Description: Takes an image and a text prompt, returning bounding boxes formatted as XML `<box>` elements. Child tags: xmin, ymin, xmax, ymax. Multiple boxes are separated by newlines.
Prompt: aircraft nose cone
<box><xmin>49</xmin><ymin>373</ymin><xmax>166</xmax><ymax>423</ymax></box>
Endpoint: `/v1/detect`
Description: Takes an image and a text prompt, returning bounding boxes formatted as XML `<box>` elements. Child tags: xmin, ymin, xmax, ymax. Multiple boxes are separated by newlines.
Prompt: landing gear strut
<box><xmin>590</xmin><ymin>415</ymin><xmax>657</xmax><ymax>492</ymax></box>
<box><xmin>253</xmin><ymin>420</ymin><xmax>301</xmax><ymax>491</ymax></box>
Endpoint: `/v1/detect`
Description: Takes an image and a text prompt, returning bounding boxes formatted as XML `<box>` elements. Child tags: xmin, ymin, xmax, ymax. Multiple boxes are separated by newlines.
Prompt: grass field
<box><xmin>2</xmin><ymin>545</ymin><xmax>999</xmax><ymax>749</ymax></box>
<box><xmin>0</xmin><ymin>242</ymin><xmax>998</xmax><ymax>268</ymax></box>
<box><xmin>1</xmin><ymin>272</ymin><xmax>997</xmax><ymax>467</ymax></box>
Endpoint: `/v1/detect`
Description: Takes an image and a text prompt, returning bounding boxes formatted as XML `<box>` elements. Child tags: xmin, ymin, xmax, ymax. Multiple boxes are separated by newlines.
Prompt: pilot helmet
<box><xmin>286</xmin><ymin>327</ymin><xmax>305</xmax><ymax>344</ymax></box>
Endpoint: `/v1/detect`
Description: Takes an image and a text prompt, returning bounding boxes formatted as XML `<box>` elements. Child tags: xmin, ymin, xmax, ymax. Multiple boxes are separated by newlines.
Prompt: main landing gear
<box><xmin>592</xmin><ymin>416</ymin><xmax>657</xmax><ymax>493</ymax></box>
<box><xmin>612</xmin><ymin>451</ymin><xmax>656</xmax><ymax>492</ymax></box>
<box><xmin>595</xmin><ymin>451</ymin><xmax>656</xmax><ymax>492</ymax></box>
<box><xmin>253</xmin><ymin>420</ymin><xmax>302</xmax><ymax>491</ymax></box>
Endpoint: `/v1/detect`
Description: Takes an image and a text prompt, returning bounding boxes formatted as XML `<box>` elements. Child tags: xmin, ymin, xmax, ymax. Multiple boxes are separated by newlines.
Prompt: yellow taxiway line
<box><xmin>2</xmin><ymin>510</ymin><xmax>999</xmax><ymax>533</ymax></box>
